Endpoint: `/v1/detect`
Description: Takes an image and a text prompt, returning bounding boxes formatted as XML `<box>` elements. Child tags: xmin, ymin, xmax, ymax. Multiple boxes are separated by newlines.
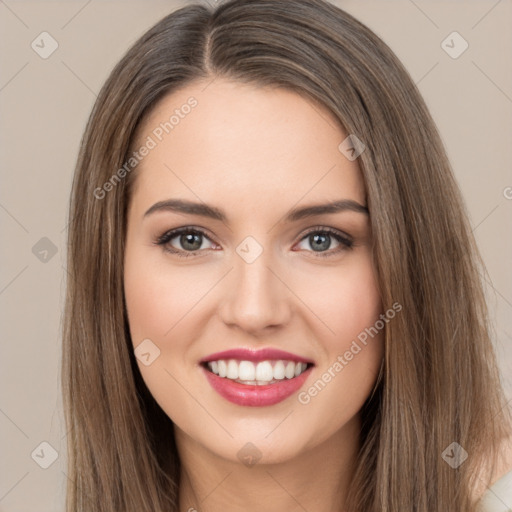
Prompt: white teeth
<box><xmin>285</xmin><ymin>361</ymin><xmax>296</xmax><ymax>379</ymax></box>
<box><xmin>255</xmin><ymin>361</ymin><xmax>273</xmax><ymax>381</ymax></box>
<box><xmin>238</xmin><ymin>360</ymin><xmax>255</xmax><ymax>380</ymax></box>
<box><xmin>206</xmin><ymin>359</ymin><xmax>310</xmax><ymax>383</ymax></box>
<box><xmin>217</xmin><ymin>360</ymin><xmax>227</xmax><ymax>377</ymax></box>
<box><xmin>273</xmin><ymin>360</ymin><xmax>285</xmax><ymax>380</ymax></box>
<box><xmin>226</xmin><ymin>360</ymin><xmax>238</xmax><ymax>379</ymax></box>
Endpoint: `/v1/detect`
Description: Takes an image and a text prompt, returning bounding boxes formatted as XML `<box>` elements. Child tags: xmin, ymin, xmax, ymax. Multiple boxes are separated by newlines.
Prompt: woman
<box><xmin>62</xmin><ymin>0</ymin><xmax>512</xmax><ymax>510</ymax></box>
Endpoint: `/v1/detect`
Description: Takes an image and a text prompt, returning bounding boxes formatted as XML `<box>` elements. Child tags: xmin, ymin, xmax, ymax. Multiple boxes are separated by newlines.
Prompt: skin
<box><xmin>124</xmin><ymin>78</ymin><xmax>385</xmax><ymax>512</ymax></box>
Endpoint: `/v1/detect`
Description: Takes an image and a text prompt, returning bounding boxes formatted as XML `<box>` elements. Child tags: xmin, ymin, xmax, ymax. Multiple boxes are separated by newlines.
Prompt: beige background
<box><xmin>1</xmin><ymin>1</ymin><xmax>511</xmax><ymax>510</ymax></box>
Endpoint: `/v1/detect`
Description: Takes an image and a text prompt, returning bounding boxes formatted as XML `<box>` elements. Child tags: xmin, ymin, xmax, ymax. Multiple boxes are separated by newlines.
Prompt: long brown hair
<box><xmin>62</xmin><ymin>0</ymin><xmax>511</xmax><ymax>510</ymax></box>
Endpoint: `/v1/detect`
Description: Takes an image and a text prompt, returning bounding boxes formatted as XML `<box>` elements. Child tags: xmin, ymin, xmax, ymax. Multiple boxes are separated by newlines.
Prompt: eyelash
<box><xmin>153</xmin><ymin>226</ymin><xmax>354</xmax><ymax>259</ymax></box>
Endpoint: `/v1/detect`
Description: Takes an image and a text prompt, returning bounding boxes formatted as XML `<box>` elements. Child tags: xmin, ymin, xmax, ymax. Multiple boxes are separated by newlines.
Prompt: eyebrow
<box><xmin>143</xmin><ymin>198</ymin><xmax>369</xmax><ymax>223</ymax></box>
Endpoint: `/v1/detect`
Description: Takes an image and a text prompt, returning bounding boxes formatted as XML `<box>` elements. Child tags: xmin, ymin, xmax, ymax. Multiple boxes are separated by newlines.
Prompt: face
<box><xmin>124</xmin><ymin>78</ymin><xmax>384</xmax><ymax>465</ymax></box>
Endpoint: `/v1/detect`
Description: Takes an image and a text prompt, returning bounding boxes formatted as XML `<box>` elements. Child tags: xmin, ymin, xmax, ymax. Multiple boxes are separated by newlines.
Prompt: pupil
<box><xmin>181</xmin><ymin>233</ymin><xmax>201</xmax><ymax>250</ymax></box>
<box><xmin>311</xmin><ymin>233</ymin><xmax>330</xmax><ymax>251</ymax></box>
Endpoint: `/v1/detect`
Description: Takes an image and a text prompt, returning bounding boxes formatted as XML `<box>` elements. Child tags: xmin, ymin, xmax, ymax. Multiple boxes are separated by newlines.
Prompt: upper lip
<box><xmin>200</xmin><ymin>348</ymin><xmax>315</xmax><ymax>365</ymax></box>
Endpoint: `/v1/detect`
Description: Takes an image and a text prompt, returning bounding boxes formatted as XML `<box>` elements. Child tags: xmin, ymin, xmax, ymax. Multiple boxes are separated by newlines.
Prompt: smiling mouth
<box><xmin>201</xmin><ymin>359</ymin><xmax>314</xmax><ymax>386</ymax></box>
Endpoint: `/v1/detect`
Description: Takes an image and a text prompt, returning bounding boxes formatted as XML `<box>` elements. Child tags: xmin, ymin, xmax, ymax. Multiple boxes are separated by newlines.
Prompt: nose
<box><xmin>217</xmin><ymin>248</ymin><xmax>292</xmax><ymax>336</ymax></box>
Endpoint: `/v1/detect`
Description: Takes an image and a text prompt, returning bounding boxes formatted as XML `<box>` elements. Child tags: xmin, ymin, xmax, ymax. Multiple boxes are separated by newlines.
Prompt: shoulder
<box><xmin>475</xmin><ymin>435</ymin><xmax>512</xmax><ymax>511</ymax></box>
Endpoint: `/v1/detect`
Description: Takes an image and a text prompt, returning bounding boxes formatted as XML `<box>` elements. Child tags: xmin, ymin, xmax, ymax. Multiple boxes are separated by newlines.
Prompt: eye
<box><xmin>295</xmin><ymin>227</ymin><xmax>353</xmax><ymax>257</ymax></box>
<box><xmin>153</xmin><ymin>227</ymin><xmax>217</xmax><ymax>258</ymax></box>
<box><xmin>154</xmin><ymin>226</ymin><xmax>354</xmax><ymax>259</ymax></box>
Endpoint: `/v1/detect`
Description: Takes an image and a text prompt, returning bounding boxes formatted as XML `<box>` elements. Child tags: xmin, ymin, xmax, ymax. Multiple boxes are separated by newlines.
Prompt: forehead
<box><xmin>129</xmin><ymin>78</ymin><xmax>365</xmax><ymax>214</ymax></box>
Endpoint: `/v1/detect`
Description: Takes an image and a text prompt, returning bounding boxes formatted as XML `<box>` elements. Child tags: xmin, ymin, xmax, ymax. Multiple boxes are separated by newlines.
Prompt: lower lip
<box><xmin>201</xmin><ymin>365</ymin><xmax>313</xmax><ymax>407</ymax></box>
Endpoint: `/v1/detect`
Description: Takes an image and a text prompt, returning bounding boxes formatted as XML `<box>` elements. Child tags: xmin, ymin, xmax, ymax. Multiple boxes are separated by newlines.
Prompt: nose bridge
<box><xmin>220</xmin><ymin>238</ymin><xmax>291</xmax><ymax>333</ymax></box>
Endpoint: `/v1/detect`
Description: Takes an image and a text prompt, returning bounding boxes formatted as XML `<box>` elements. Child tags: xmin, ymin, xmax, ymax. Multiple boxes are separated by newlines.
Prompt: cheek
<box><xmin>295</xmin><ymin>254</ymin><xmax>384</xmax><ymax>424</ymax></box>
<box><xmin>298</xmin><ymin>265</ymin><xmax>384</xmax><ymax>446</ymax></box>
<box><xmin>124</xmin><ymin>248</ymin><xmax>214</xmax><ymax>344</ymax></box>
<box><xmin>294</xmin><ymin>252</ymin><xmax>384</xmax><ymax>410</ymax></box>
<box><xmin>123</xmin><ymin>250</ymin><xmax>207</xmax><ymax>424</ymax></box>
<box><xmin>298</xmin><ymin>252</ymin><xmax>382</xmax><ymax>350</ymax></box>
<box><xmin>338</xmin><ymin>266</ymin><xmax>382</xmax><ymax>344</ymax></box>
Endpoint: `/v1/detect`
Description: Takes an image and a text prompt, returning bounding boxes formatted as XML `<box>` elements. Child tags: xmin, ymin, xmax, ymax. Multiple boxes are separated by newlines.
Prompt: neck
<box><xmin>176</xmin><ymin>414</ymin><xmax>361</xmax><ymax>512</ymax></box>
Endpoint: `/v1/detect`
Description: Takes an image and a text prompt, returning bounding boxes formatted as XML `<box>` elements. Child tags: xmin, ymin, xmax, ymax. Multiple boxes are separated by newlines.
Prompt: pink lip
<box><xmin>201</xmin><ymin>365</ymin><xmax>314</xmax><ymax>407</ymax></box>
<box><xmin>200</xmin><ymin>347</ymin><xmax>314</xmax><ymax>364</ymax></box>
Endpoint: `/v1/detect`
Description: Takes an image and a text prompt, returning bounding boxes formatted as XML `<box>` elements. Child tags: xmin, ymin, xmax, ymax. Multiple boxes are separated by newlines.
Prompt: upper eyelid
<box><xmin>156</xmin><ymin>226</ymin><xmax>216</xmax><ymax>245</ymax></box>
